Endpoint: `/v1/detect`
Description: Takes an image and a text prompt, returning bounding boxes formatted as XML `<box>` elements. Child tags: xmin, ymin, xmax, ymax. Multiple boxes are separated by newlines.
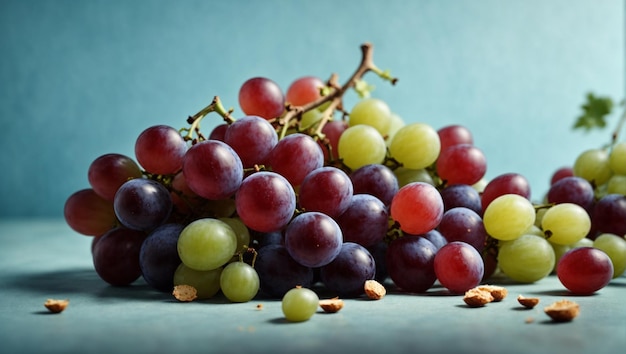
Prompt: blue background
<box><xmin>0</xmin><ymin>0</ymin><xmax>624</xmax><ymax>218</ymax></box>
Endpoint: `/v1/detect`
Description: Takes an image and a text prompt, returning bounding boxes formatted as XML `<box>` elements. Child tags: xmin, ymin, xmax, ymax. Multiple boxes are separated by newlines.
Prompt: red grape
<box><xmin>557</xmin><ymin>247</ymin><xmax>613</xmax><ymax>295</ymax></box>
<box><xmin>437</xmin><ymin>124</ymin><xmax>473</xmax><ymax>152</ymax></box>
<box><xmin>436</xmin><ymin>144</ymin><xmax>487</xmax><ymax>186</ymax></box>
<box><xmin>434</xmin><ymin>241</ymin><xmax>484</xmax><ymax>294</ymax></box>
<box><xmin>286</xmin><ymin>76</ymin><xmax>325</xmax><ymax>106</ymax></box>
<box><xmin>135</xmin><ymin>125</ymin><xmax>187</xmax><ymax>175</ymax></box>
<box><xmin>284</xmin><ymin>212</ymin><xmax>343</xmax><ymax>268</ymax></box>
<box><xmin>481</xmin><ymin>173</ymin><xmax>531</xmax><ymax>212</ymax></box>
<box><xmin>88</xmin><ymin>153</ymin><xmax>143</xmax><ymax>202</ymax></box>
<box><xmin>235</xmin><ymin>171</ymin><xmax>296</xmax><ymax>233</ymax></box>
<box><xmin>390</xmin><ymin>182</ymin><xmax>443</xmax><ymax>235</ymax></box>
<box><xmin>64</xmin><ymin>188</ymin><xmax>117</xmax><ymax>236</ymax></box>
<box><xmin>386</xmin><ymin>236</ymin><xmax>437</xmax><ymax>293</ymax></box>
<box><xmin>350</xmin><ymin>163</ymin><xmax>399</xmax><ymax>206</ymax></box>
<box><xmin>113</xmin><ymin>178</ymin><xmax>172</xmax><ymax>232</ymax></box>
<box><xmin>224</xmin><ymin>115</ymin><xmax>278</xmax><ymax>168</ymax></box>
<box><xmin>238</xmin><ymin>77</ymin><xmax>285</xmax><ymax>119</ymax></box>
<box><xmin>93</xmin><ymin>227</ymin><xmax>147</xmax><ymax>286</ymax></box>
<box><xmin>336</xmin><ymin>194</ymin><xmax>388</xmax><ymax>247</ymax></box>
<box><xmin>299</xmin><ymin>166</ymin><xmax>353</xmax><ymax>218</ymax></box>
<box><xmin>269</xmin><ymin>133</ymin><xmax>324</xmax><ymax>187</ymax></box>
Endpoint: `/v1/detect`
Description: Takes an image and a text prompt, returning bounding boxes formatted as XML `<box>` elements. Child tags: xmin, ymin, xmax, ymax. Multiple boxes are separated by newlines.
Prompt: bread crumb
<box><xmin>319</xmin><ymin>298</ymin><xmax>344</xmax><ymax>313</ymax></box>
<box><xmin>364</xmin><ymin>279</ymin><xmax>386</xmax><ymax>300</ymax></box>
<box><xmin>544</xmin><ymin>299</ymin><xmax>580</xmax><ymax>322</ymax></box>
<box><xmin>172</xmin><ymin>284</ymin><xmax>198</xmax><ymax>302</ymax></box>
<box><xmin>44</xmin><ymin>299</ymin><xmax>69</xmax><ymax>313</ymax></box>
<box><xmin>517</xmin><ymin>295</ymin><xmax>540</xmax><ymax>309</ymax></box>
<box><xmin>463</xmin><ymin>288</ymin><xmax>494</xmax><ymax>307</ymax></box>
<box><xmin>256</xmin><ymin>303</ymin><xmax>263</xmax><ymax>310</ymax></box>
<box><xmin>476</xmin><ymin>285</ymin><xmax>508</xmax><ymax>302</ymax></box>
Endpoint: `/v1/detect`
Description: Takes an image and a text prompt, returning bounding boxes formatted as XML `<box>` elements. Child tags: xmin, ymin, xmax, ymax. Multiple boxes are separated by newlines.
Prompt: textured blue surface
<box><xmin>0</xmin><ymin>219</ymin><xmax>625</xmax><ymax>354</ymax></box>
<box><xmin>0</xmin><ymin>0</ymin><xmax>624</xmax><ymax>217</ymax></box>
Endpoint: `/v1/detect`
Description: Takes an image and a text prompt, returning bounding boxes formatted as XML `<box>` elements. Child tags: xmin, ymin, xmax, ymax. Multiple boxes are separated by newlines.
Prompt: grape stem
<box><xmin>276</xmin><ymin>42</ymin><xmax>398</xmax><ymax>140</ymax></box>
<box><xmin>183</xmin><ymin>96</ymin><xmax>236</xmax><ymax>142</ymax></box>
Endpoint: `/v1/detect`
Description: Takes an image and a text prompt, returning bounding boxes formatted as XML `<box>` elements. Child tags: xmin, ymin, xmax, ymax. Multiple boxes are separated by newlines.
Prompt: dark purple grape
<box><xmin>224</xmin><ymin>115</ymin><xmax>278</xmax><ymax>168</ymax></box>
<box><xmin>592</xmin><ymin>194</ymin><xmax>626</xmax><ymax>236</ymax></box>
<box><xmin>386</xmin><ymin>236</ymin><xmax>437</xmax><ymax>293</ymax></box>
<box><xmin>416</xmin><ymin>229</ymin><xmax>448</xmax><ymax>251</ymax></box>
<box><xmin>336</xmin><ymin>194</ymin><xmax>388</xmax><ymax>247</ymax></box>
<box><xmin>93</xmin><ymin>227</ymin><xmax>146</xmax><ymax>286</ymax></box>
<box><xmin>367</xmin><ymin>241</ymin><xmax>388</xmax><ymax>282</ymax></box>
<box><xmin>320</xmin><ymin>242</ymin><xmax>376</xmax><ymax>297</ymax></box>
<box><xmin>209</xmin><ymin>123</ymin><xmax>228</xmax><ymax>141</ymax></box>
<box><xmin>284</xmin><ymin>212</ymin><xmax>343</xmax><ymax>268</ymax></box>
<box><xmin>350</xmin><ymin>164</ymin><xmax>399</xmax><ymax>206</ymax></box>
<box><xmin>255</xmin><ymin>244</ymin><xmax>314</xmax><ymax>298</ymax></box>
<box><xmin>182</xmin><ymin>139</ymin><xmax>243</xmax><ymax>200</ymax></box>
<box><xmin>437</xmin><ymin>207</ymin><xmax>487</xmax><ymax>252</ymax></box>
<box><xmin>547</xmin><ymin>176</ymin><xmax>595</xmax><ymax>212</ymax></box>
<box><xmin>139</xmin><ymin>223</ymin><xmax>184</xmax><ymax>292</ymax></box>
<box><xmin>88</xmin><ymin>153</ymin><xmax>143</xmax><ymax>202</ymax></box>
<box><xmin>439</xmin><ymin>184</ymin><xmax>482</xmax><ymax>215</ymax></box>
<box><xmin>299</xmin><ymin>166</ymin><xmax>353</xmax><ymax>218</ymax></box>
<box><xmin>251</xmin><ymin>230</ymin><xmax>284</xmax><ymax>249</ymax></box>
<box><xmin>135</xmin><ymin>125</ymin><xmax>187</xmax><ymax>175</ymax></box>
<box><xmin>113</xmin><ymin>178</ymin><xmax>172</xmax><ymax>232</ymax></box>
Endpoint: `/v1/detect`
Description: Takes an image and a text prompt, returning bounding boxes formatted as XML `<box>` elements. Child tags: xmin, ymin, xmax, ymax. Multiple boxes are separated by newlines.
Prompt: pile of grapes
<box><xmin>64</xmin><ymin>43</ymin><xmax>626</xmax><ymax>308</ymax></box>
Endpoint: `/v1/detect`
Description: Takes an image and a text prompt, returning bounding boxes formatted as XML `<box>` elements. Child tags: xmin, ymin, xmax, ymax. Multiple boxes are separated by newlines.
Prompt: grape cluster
<box><xmin>64</xmin><ymin>44</ymin><xmax>626</xmax><ymax>312</ymax></box>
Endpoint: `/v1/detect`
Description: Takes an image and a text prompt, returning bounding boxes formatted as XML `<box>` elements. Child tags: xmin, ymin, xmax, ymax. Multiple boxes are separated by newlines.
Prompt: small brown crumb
<box><xmin>517</xmin><ymin>295</ymin><xmax>540</xmax><ymax>309</ymax></box>
<box><xmin>476</xmin><ymin>285</ymin><xmax>508</xmax><ymax>302</ymax></box>
<box><xmin>172</xmin><ymin>284</ymin><xmax>198</xmax><ymax>302</ymax></box>
<box><xmin>544</xmin><ymin>299</ymin><xmax>580</xmax><ymax>322</ymax></box>
<box><xmin>463</xmin><ymin>288</ymin><xmax>494</xmax><ymax>307</ymax></box>
<box><xmin>319</xmin><ymin>298</ymin><xmax>344</xmax><ymax>313</ymax></box>
<box><xmin>44</xmin><ymin>299</ymin><xmax>69</xmax><ymax>313</ymax></box>
<box><xmin>256</xmin><ymin>304</ymin><xmax>263</xmax><ymax>310</ymax></box>
<box><xmin>364</xmin><ymin>279</ymin><xmax>386</xmax><ymax>300</ymax></box>
<box><xmin>525</xmin><ymin>317</ymin><xmax>535</xmax><ymax>324</ymax></box>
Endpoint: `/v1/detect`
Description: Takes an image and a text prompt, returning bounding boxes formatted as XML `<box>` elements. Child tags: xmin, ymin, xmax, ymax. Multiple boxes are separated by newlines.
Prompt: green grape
<box><xmin>177</xmin><ymin>218</ymin><xmax>237</xmax><ymax>271</ymax></box>
<box><xmin>173</xmin><ymin>263</ymin><xmax>222</xmax><ymax>299</ymax></box>
<box><xmin>609</xmin><ymin>142</ymin><xmax>626</xmax><ymax>175</ymax></box>
<box><xmin>300</xmin><ymin>109</ymin><xmax>323</xmax><ymax>130</ymax></box>
<box><xmin>541</xmin><ymin>203</ymin><xmax>590</xmax><ymax>245</ymax></box>
<box><xmin>606</xmin><ymin>174</ymin><xmax>626</xmax><ymax>195</ymax></box>
<box><xmin>281</xmin><ymin>287</ymin><xmax>319</xmax><ymax>322</ymax></box>
<box><xmin>219</xmin><ymin>217</ymin><xmax>251</xmax><ymax>253</ymax></box>
<box><xmin>498</xmin><ymin>234</ymin><xmax>555</xmax><ymax>283</ymax></box>
<box><xmin>571</xmin><ymin>237</ymin><xmax>593</xmax><ymax>248</ymax></box>
<box><xmin>472</xmin><ymin>178</ymin><xmax>488</xmax><ymax>193</ymax></box>
<box><xmin>549</xmin><ymin>242</ymin><xmax>570</xmax><ymax>273</ymax></box>
<box><xmin>593</xmin><ymin>233</ymin><xmax>626</xmax><ymax>278</ymax></box>
<box><xmin>338</xmin><ymin>124</ymin><xmax>386</xmax><ymax>170</ymax></box>
<box><xmin>573</xmin><ymin>148</ymin><xmax>613</xmax><ymax>186</ymax></box>
<box><xmin>524</xmin><ymin>224</ymin><xmax>544</xmax><ymax>237</ymax></box>
<box><xmin>348</xmin><ymin>98</ymin><xmax>392</xmax><ymax>135</ymax></box>
<box><xmin>385</xmin><ymin>112</ymin><xmax>405</xmax><ymax>146</ymax></box>
<box><xmin>220</xmin><ymin>261</ymin><xmax>260</xmax><ymax>302</ymax></box>
<box><xmin>389</xmin><ymin>123</ymin><xmax>440</xmax><ymax>170</ymax></box>
<box><xmin>483</xmin><ymin>194</ymin><xmax>535</xmax><ymax>241</ymax></box>
<box><xmin>393</xmin><ymin>167</ymin><xmax>435</xmax><ymax>188</ymax></box>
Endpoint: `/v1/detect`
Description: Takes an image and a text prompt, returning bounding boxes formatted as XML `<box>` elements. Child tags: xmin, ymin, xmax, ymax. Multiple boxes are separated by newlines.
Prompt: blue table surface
<box><xmin>1</xmin><ymin>219</ymin><xmax>624</xmax><ymax>354</ymax></box>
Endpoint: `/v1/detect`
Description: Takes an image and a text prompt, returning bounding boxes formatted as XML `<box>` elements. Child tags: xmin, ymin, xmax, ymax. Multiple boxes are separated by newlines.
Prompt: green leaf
<box><xmin>573</xmin><ymin>93</ymin><xmax>614</xmax><ymax>131</ymax></box>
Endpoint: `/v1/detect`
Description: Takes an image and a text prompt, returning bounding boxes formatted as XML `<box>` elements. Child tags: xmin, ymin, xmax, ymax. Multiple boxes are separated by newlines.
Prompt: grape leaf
<box><xmin>573</xmin><ymin>93</ymin><xmax>614</xmax><ymax>131</ymax></box>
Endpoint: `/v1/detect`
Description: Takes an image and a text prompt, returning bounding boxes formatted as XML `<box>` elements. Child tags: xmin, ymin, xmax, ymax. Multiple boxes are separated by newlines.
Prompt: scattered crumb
<box><xmin>463</xmin><ymin>288</ymin><xmax>494</xmax><ymax>307</ymax></box>
<box><xmin>319</xmin><ymin>297</ymin><xmax>344</xmax><ymax>313</ymax></box>
<box><xmin>476</xmin><ymin>285</ymin><xmax>508</xmax><ymax>302</ymax></box>
<box><xmin>172</xmin><ymin>284</ymin><xmax>198</xmax><ymax>302</ymax></box>
<box><xmin>364</xmin><ymin>279</ymin><xmax>386</xmax><ymax>300</ymax></box>
<box><xmin>517</xmin><ymin>295</ymin><xmax>540</xmax><ymax>309</ymax></box>
<box><xmin>256</xmin><ymin>303</ymin><xmax>263</xmax><ymax>310</ymax></box>
<box><xmin>544</xmin><ymin>299</ymin><xmax>580</xmax><ymax>322</ymax></box>
<box><xmin>44</xmin><ymin>299</ymin><xmax>69</xmax><ymax>313</ymax></box>
<box><xmin>525</xmin><ymin>317</ymin><xmax>535</xmax><ymax>324</ymax></box>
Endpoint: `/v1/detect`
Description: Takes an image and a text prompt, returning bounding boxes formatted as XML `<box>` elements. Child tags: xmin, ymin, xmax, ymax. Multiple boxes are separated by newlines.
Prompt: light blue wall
<box><xmin>0</xmin><ymin>0</ymin><xmax>624</xmax><ymax>218</ymax></box>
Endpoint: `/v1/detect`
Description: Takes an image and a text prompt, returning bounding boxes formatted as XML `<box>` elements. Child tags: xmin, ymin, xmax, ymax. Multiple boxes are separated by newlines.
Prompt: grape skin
<box><xmin>541</xmin><ymin>203</ymin><xmax>591</xmax><ymax>245</ymax></box>
<box><xmin>135</xmin><ymin>125</ymin><xmax>188</xmax><ymax>175</ymax></box>
<box><xmin>173</xmin><ymin>263</ymin><xmax>222</xmax><ymax>299</ymax></box>
<box><xmin>255</xmin><ymin>244</ymin><xmax>314</xmax><ymax>298</ymax></box>
<box><xmin>320</xmin><ymin>242</ymin><xmax>376</xmax><ymax>298</ymax></box>
<box><xmin>389</xmin><ymin>123</ymin><xmax>441</xmax><ymax>170</ymax></box>
<box><xmin>177</xmin><ymin>218</ymin><xmax>238</xmax><ymax>271</ymax></box>
<box><xmin>299</xmin><ymin>166</ymin><xmax>353</xmax><ymax>219</ymax></box>
<box><xmin>224</xmin><ymin>115</ymin><xmax>278</xmax><ymax>168</ymax></box>
<box><xmin>139</xmin><ymin>223</ymin><xmax>184</xmax><ymax>292</ymax></box>
<box><xmin>483</xmin><ymin>194</ymin><xmax>535</xmax><ymax>241</ymax></box>
<box><xmin>434</xmin><ymin>241</ymin><xmax>484</xmax><ymax>294</ymax></box>
<box><xmin>92</xmin><ymin>227</ymin><xmax>147</xmax><ymax>286</ymax></box>
<box><xmin>338</xmin><ymin>124</ymin><xmax>387</xmax><ymax>170</ymax></box>
<box><xmin>220</xmin><ymin>262</ymin><xmax>260</xmax><ymax>303</ymax></box>
<box><xmin>238</xmin><ymin>77</ymin><xmax>285</xmax><ymax>119</ymax></box>
<box><xmin>498</xmin><ymin>234</ymin><xmax>555</xmax><ymax>283</ymax></box>
<box><xmin>113</xmin><ymin>178</ymin><xmax>173</xmax><ymax>232</ymax></box>
<box><xmin>281</xmin><ymin>287</ymin><xmax>319</xmax><ymax>322</ymax></box>
<box><xmin>386</xmin><ymin>236</ymin><xmax>438</xmax><ymax>293</ymax></box>
<box><xmin>391</xmin><ymin>182</ymin><xmax>444</xmax><ymax>235</ymax></box>
<box><xmin>88</xmin><ymin>153</ymin><xmax>143</xmax><ymax>202</ymax></box>
<box><xmin>336</xmin><ymin>194</ymin><xmax>388</xmax><ymax>248</ymax></box>
<box><xmin>64</xmin><ymin>188</ymin><xmax>117</xmax><ymax>236</ymax></box>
